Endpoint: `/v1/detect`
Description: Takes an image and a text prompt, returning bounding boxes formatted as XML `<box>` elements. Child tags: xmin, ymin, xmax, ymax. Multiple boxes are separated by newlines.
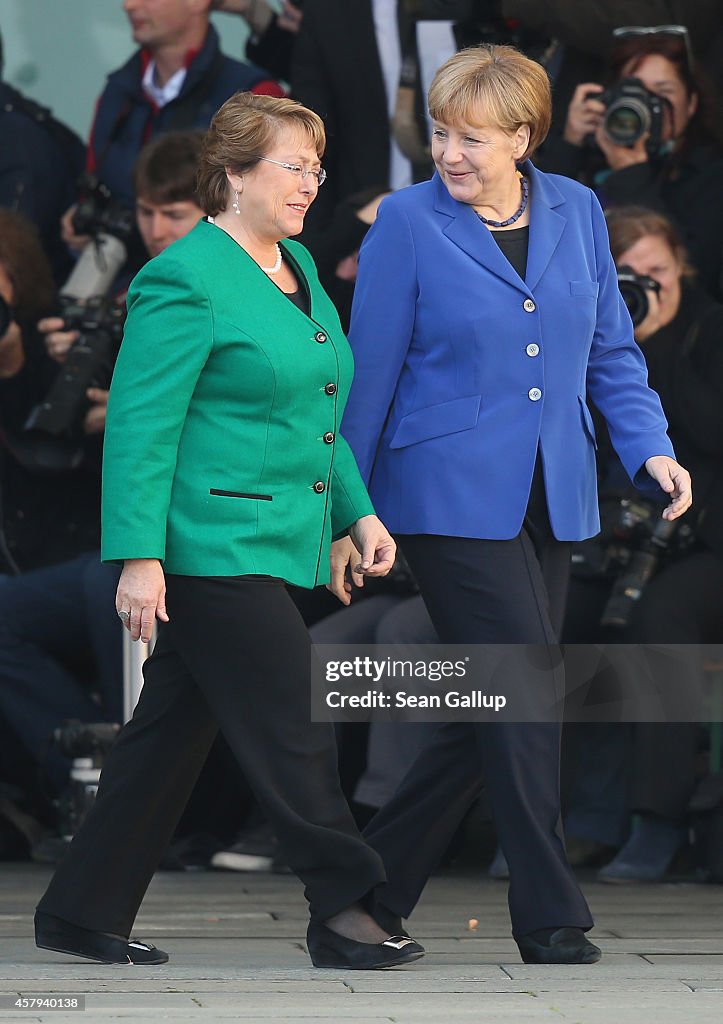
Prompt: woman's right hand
<box><xmin>563</xmin><ymin>83</ymin><xmax>605</xmax><ymax>147</ymax></box>
<box><xmin>328</xmin><ymin>536</ymin><xmax>364</xmax><ymax>605</ymax></box>
<box><xmin>115</xmin><ymin>558</ymin><xmax>169</xmax><ymax>642</ymax></box>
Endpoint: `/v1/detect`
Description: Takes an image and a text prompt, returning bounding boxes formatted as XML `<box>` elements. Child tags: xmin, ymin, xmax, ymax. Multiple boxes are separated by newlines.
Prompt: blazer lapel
<box><xmin>432</xmin><ymin>163</ymin><xmax>568</xmax><ymax>294</ymax></box>
<box><xmin>434</xmin><ymin>174</ymin><xmax>524</xmax><ymax>293</ymax></box>
<box><xmin>523</xmin><ymin>161</ymin><xmax>567</xmax><ymax>293</ymax></box>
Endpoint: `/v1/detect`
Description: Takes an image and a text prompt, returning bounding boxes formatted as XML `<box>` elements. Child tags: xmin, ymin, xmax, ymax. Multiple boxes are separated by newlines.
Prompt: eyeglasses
<box><xmin>257</xmin><ymin>156</ymin><xmax>327</xmax><ymax>186</ymax></box>
<box><xmin>612</xmin><ymin>24</ymin><xmax>694</xmax><ymax>75</ymax></box>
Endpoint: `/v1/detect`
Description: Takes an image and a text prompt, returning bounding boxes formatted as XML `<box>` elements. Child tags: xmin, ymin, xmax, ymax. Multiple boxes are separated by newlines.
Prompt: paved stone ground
<box><xmin>1</xmin><ymin>863</ymin><xmax>722</xmax><ymax>1023</ymax></box>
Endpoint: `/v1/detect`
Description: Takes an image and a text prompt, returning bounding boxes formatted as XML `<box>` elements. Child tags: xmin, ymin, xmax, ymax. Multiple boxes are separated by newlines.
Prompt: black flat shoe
<box><xmin>516</xmin><ymin>926</ymin><xmax>601</xmax><ymax>964</ymax></box>
<box><xmin>35</xmin><ymin>912</ymin><xmax>169</xmax><ymax>965</ymax></box>
<box><xmin>306</xmin><ymin>920</ymin><xmax>424</xmax><ymax>969</ymax></box>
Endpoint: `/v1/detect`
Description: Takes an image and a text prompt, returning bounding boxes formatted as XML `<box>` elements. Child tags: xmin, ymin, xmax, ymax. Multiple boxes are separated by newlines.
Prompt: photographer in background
<box><xmin>0</xmin><ymin>134</ymin><xmax>206</xmax><ymax>815</ymax></box>
<box><xmin>562</xmin><ymin>206</ymin><xmax>723</xmax><ymax>882</ymax></box>
<box><xmin>40</xmin><ymin>131</ymin><xmax>208</xmax><ymax>429</ymax></box>
<box><xmin>0</xmin><ymin>212</ymin><xmax>100</xmax><ymax>572</ymax></box>
<box><xmin>61</xmin><ymin>0</ymin><xmax>284</xmax><ymax>261</ymax></box>
<box><xmin>538</xmin><ymin>25</ymin><xmax>723</xmax><ymax>300</ymax></box>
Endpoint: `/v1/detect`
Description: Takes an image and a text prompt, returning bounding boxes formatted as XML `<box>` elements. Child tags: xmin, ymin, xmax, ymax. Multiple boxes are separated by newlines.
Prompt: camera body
<box><xmin>54</xmin><ymin>720</ymin><xmax>120</xmax><ymax>760</ymax></box>
<box><xmin>24</xmin><ymin>295</ymin><xmax>125</xmax><ymax>438</ymax></box>
<box><xmin>572</xmin><ymin>497</ymin><xmax>694</xmax><ymax>628</ymax></box>
<box><xmin>617</xmin><ymin>265</ymin><xmax>661</xmax><ymax>327</ymax></box>
<box><xmin>72</xmin><ymin>174</ymin><xmax>134</xmax><ymax>242</ymax></box>
<box><xmin>23</xmin><ymin>176</ymin><xmax>131</xmax><ymax>458</ymax></box>
<box><xmin>594</xmin><ymin>76</ymin><xmax>670</xmax><ymax>152</ymax></box>
<box><xmin>53</xmin><ymin>721</ymin><xmax>120</xmax><ymax>840</ymax></box>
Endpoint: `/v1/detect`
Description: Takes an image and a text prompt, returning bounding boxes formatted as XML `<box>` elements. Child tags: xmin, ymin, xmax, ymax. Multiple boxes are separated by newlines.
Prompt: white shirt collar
<box><xmin>142</xmin><ymin>59</ymin><xmax>187</xmax><ymax>108</ymax></box>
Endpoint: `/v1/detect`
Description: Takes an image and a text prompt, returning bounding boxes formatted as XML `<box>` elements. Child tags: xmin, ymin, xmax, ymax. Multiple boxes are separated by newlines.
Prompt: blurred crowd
<box><xmin>1</xmin><ymin>1</ymin><xmax>722</xmax><ymax>886</ymax></box>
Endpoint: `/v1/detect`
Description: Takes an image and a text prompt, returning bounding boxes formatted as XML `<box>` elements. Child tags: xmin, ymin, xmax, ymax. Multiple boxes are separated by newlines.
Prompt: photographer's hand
<box><xmin>38</xmin><ymin>316</ymin><xmax>80</xmax><ymax>363</ymax></box>
<box><xmin>116</xmin><ymin>558</ymin><xmax>169</xmax><ymax>643</ymax></box>
<box><xmin>211</xmin><ymin>0</ymin><xmax>301</xmax><ymax>32</ymax></box>
<box><xmin>595</xmin><ymin>123</ymin><xmax>649</xmax><ymax>170</ymax></box>
<box><xmin>644</xmin><ymin>456</ymin><xmax>692</xmax><ymax>521</ymax></box>
<box><xmin>60</xmin><ymin>204</ymin><xmax>92</xmax><ymax>254</ymax></box>
<box><xmin>84</xmin><ymin>387</ymin><xmax>109</xmax><ymax>434</ymax></box>
<box><xmin>563</xmin><ymin>83</ymin><xmax>605</xmax><ymax>147</ymax></box>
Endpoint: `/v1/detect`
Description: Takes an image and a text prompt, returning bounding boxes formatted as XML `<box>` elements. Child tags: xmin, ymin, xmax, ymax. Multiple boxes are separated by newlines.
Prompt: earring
<box><xmin>232</xmin><ymin>190</ymin><xmax>241</xmax><ymax>215</ymax></box>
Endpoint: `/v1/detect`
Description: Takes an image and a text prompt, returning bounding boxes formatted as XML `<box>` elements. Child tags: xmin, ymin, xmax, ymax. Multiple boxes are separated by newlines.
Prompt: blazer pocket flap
<box><xmin>578</xmin><ymin>396</ymin><xmax>598</xmax><ymax>448</ymax></box>
<box><xmin>570</xmin><ymin>280</ymin><xmax>599</xmax><ymax>298</ymax></box>
<box><xmin>210</xmin><ymin>489</ymin><xmax>273</xmax><ymax>500</ymax></box>
<box><xmin>389</xmin><ymin>394</ymin><xmax>482</xmax><ymax>450</ymax></box>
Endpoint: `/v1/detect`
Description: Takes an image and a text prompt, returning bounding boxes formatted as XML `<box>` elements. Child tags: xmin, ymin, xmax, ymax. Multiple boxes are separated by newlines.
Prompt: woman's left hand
<box><xmin>644</xmin><ymin>456</ymin><xmax>693</xmax><ymax>520</ymax></box>
<box><xmin>327</xmin><ymin>516</ymin><xmax>396</xmax><ymax>604</ymax></box>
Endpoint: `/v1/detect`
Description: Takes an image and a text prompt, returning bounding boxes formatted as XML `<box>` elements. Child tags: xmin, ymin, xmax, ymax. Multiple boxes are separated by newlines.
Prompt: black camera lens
<box><xmin>617</xmin><ymin>265</ymin><xmax>661</xmax><ymax>328</ymax></box>
<box><xmin>605</xmin><ymin>100</ymin><xmax>650</xmax><ymax>146</ymax></box>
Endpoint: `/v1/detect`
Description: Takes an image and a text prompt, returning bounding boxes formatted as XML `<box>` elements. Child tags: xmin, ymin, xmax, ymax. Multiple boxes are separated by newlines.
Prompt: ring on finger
<box><xmin>118</xmin><ymin>609</ymin><xmax>130</xmax><ymax>622</ymax></box>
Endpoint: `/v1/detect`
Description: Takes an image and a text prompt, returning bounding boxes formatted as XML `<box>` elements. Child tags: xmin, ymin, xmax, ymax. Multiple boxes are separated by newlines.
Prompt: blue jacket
<box><xmin>342</xmin><ymin>162</ymin><xmax>675</xmax><ymax>542</ymax></box>
<box><xmin>87</xmin><ymin>26</ymin><xmax>272</xmax><ymax>206</ymax></box>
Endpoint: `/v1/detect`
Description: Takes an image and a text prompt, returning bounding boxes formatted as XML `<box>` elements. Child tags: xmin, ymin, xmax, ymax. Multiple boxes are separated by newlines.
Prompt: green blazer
<box><xmin>101</xmin><ymin>219</ymin><xmax>375</xmax><ymax>588</ymax></box>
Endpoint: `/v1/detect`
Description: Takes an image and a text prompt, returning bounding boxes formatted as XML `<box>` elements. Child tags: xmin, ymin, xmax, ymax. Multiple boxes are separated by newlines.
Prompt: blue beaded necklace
<box><xmin>476</xmin><ymin>174</ymin><xmax>529</xmax><ymax>228</ymax></box>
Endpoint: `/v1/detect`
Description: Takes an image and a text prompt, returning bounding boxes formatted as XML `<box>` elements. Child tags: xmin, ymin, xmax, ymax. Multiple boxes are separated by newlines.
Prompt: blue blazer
<box><xmin>342</xmin><ymin>162</ymin><xmax>675</xmax><ymax>541</ymax></box>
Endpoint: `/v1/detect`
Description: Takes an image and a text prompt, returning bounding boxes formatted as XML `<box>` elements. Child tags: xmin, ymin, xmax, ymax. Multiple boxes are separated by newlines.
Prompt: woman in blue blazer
<box><xmin>335</xmin><ymin>46</ymin><xmax>692</xmax><ymax>965</ymax></box>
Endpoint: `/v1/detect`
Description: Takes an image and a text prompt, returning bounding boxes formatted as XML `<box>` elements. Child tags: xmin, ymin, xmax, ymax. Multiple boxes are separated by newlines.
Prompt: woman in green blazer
<box><xmin>35</xmin><ymin>94</ymin><xmax>424</xmax><ymax>971</ymax></box>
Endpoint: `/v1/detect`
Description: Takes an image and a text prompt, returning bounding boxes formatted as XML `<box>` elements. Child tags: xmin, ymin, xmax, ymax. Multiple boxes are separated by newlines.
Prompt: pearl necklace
<box><xmin>207</xmin><ymin>217</ymin><xmax>283</xmax><ymax>274</ymax></box>
<box><xmin>260</xmin><ymin>244</ymin><xmax>283</xmax><ymax>275</ymax></box>
<box><xmin>476</xmin><ymin>175</ymin><xmax>529</xmax><ymax>228</ymax></box>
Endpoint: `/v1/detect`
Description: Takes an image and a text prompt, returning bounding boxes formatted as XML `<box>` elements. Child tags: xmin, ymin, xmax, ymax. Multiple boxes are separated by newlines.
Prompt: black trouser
<box><xmin>37</xmin><ymin>575</ymin><xmax>386</xmax><ymax>937</ymax></box>
<box><xmin>364</xmin><ymin>500</ymin><xmax>594</xmax><ymax>939</ymax></box>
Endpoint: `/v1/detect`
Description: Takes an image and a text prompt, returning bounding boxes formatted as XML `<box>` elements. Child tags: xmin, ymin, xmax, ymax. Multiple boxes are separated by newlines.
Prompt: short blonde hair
<box><xmin>428</xmin><ymin>45</ymin><xmax>551</xmax><ymax>160</ymax></box>
<box><xmin>198</xmin><ymin>92</ymin><xmax>326</xmax><ymax>215</ymax></box>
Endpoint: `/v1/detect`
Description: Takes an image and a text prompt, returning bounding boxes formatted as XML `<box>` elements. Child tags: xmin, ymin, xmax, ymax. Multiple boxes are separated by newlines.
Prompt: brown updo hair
<box><xmin>198</xmin><ymin>92</ymin><xmax>326</xmax><ymax>216</ymax></box>
<box><xmin>428</xmin><ymin>45</ymin><xmax>552</xmax><ymax>161</ymax></box>
<box><xmin>605</xmin><ymin>205</ymin><xmax>695</xmax><ymax>280</ymax></box>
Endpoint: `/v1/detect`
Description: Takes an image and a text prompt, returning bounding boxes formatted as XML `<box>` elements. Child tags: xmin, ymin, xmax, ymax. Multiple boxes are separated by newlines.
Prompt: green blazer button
<box><xmin>313</xmin><ymin>481</ymin><xmax>326</xmax><ymax>493</ymax></box>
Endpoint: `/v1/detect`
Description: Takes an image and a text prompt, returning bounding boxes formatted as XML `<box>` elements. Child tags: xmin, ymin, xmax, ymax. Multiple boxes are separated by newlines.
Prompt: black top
<box><xmin>490</xmin><ymin>225</ymin><xmax>529</xmax><ymax>282</ymax></box>
<box><xmin>283</xmin><ymin>281</ymin><xmax>310</xmax><ymax>316</ymax></box>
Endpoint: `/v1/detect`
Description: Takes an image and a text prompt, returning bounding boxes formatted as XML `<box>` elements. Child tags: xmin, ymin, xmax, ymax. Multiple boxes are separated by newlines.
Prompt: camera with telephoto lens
<box><xmin>22</xmin><ymin>177</ymin><xmax>131</xmax><ymax>466</ymax></box>
<box><xmin>51</xmin><ymin>721</ymin><xmax>120</xmax><ymax>842</ymax></box>
<box><xmin>53</xmin><ymin>720</ymin><xmax>120</xmax><ymax>759</ymax></box>
<box><xmin>24</xmin><ymin>295</ymin><xmax>125</xmax><ymax>438</ymax></box>
<box><xmin>599</xmin><ymin>498</ymin><xmax>691</xmax><ymax>627</ymax></box>
<box><xmin>617</xmin><ymin>265</ymin><xmax>661</xmax><ymax>327</ymax></box>
<box><xmin>571</xmin><ymin>496</ymin><xmax>694</xmax><ymax>627</ymax></box>
<box><xmin>72</xmin><ymin>174</ymin><xmax>135</xmax><ymax>241</ymax></box>
<box><xmin>594</xmin><ymin>77</ymin><xmax>670</xmax><ymax>152</ymax></box>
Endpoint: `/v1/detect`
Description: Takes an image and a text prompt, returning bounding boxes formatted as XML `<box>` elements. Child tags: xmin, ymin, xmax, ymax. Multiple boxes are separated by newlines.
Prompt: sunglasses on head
<box><xmin>612</xmin><ymin>24</ymin><xmax>695</xmax><ymax>75</ymax></box>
